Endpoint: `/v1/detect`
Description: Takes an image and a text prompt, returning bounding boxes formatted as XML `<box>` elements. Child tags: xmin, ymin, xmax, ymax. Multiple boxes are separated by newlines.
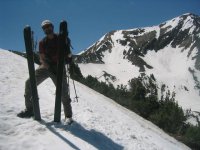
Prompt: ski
<box><xmin>54</xmin><ymin>20</ymin><xmax>69</xmax><ymax>122</ymax></box>
<box><xmin>23</xmin><ymin>26</ymin><xmax>41</xmax><ymax>121</ymax></box>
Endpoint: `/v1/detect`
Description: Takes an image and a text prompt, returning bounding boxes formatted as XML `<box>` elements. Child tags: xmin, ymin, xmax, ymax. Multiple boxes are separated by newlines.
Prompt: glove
<box><xmin>65</xmin><ymin>56</ymin><xmax>72</xmax><ymax>64</ymax></box>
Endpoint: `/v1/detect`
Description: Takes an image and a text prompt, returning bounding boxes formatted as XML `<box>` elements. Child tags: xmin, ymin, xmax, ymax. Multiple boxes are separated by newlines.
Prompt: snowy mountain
<box><xmin>76</xmin><ymin>13</ymin><xmax>200</xmax><ymax>113</ymax></box>
<box><xmin>0</xmin><ymin>49</ymin><xmax>191</xmax><ymax>149</ymax></box>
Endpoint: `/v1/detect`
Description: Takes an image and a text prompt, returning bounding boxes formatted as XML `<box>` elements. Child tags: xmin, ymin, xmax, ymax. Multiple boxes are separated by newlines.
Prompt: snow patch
<box><xmin>181</xmin><ymin>16</ymin><xmax>194</xmax><ymax>33</ymax></box>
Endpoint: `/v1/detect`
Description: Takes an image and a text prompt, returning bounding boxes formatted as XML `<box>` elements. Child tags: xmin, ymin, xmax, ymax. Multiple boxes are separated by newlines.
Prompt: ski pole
<box><xmin>66</xmin><ymin>67</ymin><xmax>70</xmax><ymax>97</ymax></box>
<box><xmin>67</xmin><ymin>64</ymin><xmax>79</xmax><ymax>102</ymax></box>
<box><xmin>72</xmin><ymin>77</ymin><xmax>79</xmax><ymax>102</ymax></box>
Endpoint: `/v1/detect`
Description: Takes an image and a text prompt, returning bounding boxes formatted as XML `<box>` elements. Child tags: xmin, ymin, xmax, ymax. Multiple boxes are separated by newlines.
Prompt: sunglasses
<box><xmin>42</xmin><ymin>24</ymin><xmax>52</xmax><ymax>30</ymax></box>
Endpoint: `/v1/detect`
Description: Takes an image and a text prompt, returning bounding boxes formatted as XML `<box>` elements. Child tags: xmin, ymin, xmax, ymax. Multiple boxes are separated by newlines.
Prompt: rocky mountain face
<box><xmin>75</xmin><ymin>13</ymin><xmax>200</xmax><ymax>113</ymax></box>
<box><xmin>76</xmin><ymin>13</ymin><xmax>200</xmax><ymax>71</ymax></box>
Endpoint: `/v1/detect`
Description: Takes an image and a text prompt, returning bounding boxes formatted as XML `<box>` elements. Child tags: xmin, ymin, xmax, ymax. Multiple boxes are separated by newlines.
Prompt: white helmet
<box><xmin>41</xmin><ymin>20</ymin><xmax>53</xmax><ymax>28</ymax></box>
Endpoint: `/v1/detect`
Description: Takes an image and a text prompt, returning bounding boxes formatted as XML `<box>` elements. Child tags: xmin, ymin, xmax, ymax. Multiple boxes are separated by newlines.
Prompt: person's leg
<box><xmin>49</xmin><ymin>67</ymin><xmax>72</xmax><ymax>118</ymax></box>
<box><xmin>24</xmin><ymin>67</ymin><xmax>50</xmax><ymax>111</ymax></box>
<box><xmin>62</xmin><ymin>72</ymin><xmax>72</xmax><ymax>118</ymax></box>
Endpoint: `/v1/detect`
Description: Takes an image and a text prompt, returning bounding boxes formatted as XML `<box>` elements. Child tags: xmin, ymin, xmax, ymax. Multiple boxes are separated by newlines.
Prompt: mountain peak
<box><xmin>161</xmin><ymin>12</ymin><xmax>199</xmax><ymax>29</ymax></box>
<box><xmin>182</xmin><ymin>12</ymin><xmax>199</xmax><ymax>18</ymax></box>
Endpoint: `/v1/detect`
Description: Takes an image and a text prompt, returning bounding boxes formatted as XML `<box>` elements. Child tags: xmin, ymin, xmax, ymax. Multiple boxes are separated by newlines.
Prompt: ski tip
<box><xmin>60</xmin><ymin>20</ymin><xmax>68</xmax><ymax>27</ymax></box>
<box><xmin>59</xmin><ymin>20</ymin><xmax>68</xmax><ymax>35</ymax></box>
<box><xmin>24</xmin><ymin>25</ymin><xmax>31</xmax><ymax>31</ymax></box>
<box><xmin>61</xmin><ymin>20</ymin><xmax>67</xmax><ymax>24</ymax></box>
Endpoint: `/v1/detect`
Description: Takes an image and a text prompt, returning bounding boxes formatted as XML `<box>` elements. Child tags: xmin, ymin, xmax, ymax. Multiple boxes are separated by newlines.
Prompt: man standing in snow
<box><xmin>17</xmin><ymin>20</ymin><xmax>73</xmax><ymax>122</ymax></box>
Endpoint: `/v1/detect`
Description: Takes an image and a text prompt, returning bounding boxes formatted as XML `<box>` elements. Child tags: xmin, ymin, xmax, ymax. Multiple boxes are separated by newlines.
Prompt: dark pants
<box><xmin>24</xmin><ymin>66</ymin><xmax>72</xmax><ymax>118</ymax></box>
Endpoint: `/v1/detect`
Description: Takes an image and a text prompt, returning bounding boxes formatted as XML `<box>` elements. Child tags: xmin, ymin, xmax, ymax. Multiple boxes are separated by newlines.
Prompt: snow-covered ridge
<box><xmin>0</xmin><ymin>49</ymin><xmax>190</xmax><ymax>149</ymax></box>
<box><xmin>161</xmin><ymin>13</ymin><xmax>198</xmax><ymax>34</ymax></box>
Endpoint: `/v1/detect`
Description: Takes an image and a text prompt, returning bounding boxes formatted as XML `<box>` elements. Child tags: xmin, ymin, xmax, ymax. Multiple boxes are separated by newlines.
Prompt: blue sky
<box><xmin>0</xmin><ymin>0</ymin><xmax>199</xmax><ymax>54</ymax></box>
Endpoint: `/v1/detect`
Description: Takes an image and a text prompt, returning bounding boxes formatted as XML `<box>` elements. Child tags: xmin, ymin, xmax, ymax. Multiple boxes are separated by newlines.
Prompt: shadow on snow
<box><xmin>40</xmin><ymin>119</ymin><xmax>124</xmax><ymax>150</ymax></box>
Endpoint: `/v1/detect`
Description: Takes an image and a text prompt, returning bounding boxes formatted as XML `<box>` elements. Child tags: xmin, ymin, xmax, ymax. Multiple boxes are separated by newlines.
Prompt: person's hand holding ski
<box><xmin>39</xmin><ymin>53</ymin><xmax>49</xmax><ymax>69</ymax></box>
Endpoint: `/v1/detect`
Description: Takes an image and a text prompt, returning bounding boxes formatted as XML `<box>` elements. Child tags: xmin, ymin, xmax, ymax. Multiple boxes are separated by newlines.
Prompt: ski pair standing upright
<box><xmin>23</xmin><ymin>20</ymin><xmax>71</xmax><ymax>122</ymax></box>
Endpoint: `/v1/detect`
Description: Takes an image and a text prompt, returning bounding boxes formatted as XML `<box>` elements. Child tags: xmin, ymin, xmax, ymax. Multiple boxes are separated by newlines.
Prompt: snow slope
<box><xmin>79</xmin><ymin>42</ymin><xmax>200</xmax><ymax>112</ymax></box>
<box><xmin>144</xmin><ymin>45</ymin><xmax>200</xmax><ymax>112</ymax></box>
<box><xmin>0</xmin><ymin>49</ymin><xmax>190</xmax><ymax>150</ymax></box>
